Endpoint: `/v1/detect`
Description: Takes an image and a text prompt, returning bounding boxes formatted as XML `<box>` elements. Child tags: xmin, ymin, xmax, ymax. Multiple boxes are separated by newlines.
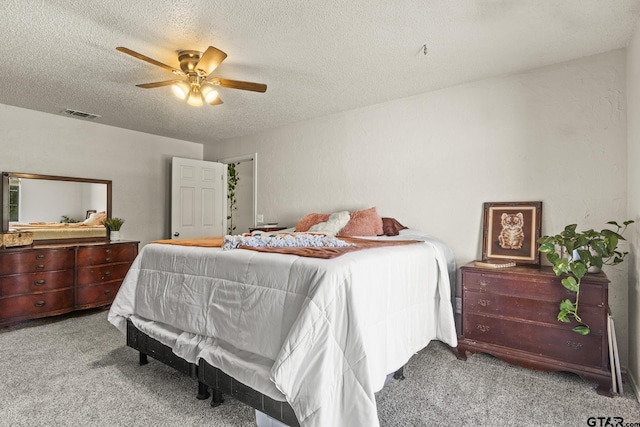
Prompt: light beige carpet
<box><xmin>1</xmin><ymin>310</ymin><xmax>638</xmax><ymax>427</ymax></box>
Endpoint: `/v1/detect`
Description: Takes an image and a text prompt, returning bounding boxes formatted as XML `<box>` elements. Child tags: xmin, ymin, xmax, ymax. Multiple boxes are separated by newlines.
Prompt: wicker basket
<box><xmin>0</xmin><ymin>231</ymin><xmax>34</xmax><ymax>248</ymax></box>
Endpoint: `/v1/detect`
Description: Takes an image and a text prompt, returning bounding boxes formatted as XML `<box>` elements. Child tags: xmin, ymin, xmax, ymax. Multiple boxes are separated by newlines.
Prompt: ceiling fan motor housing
<box><xmin>178</xmin><ymin>50</ymin><xmax>204</xmax><ymax>75</ymax></box>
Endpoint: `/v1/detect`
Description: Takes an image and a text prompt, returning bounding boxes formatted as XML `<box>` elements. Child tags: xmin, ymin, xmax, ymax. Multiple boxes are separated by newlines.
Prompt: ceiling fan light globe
<box><xmin>171</xmin><ymin>82</ymin><xmax>190</xmax><ymax>100</ymax></box>
<box><xmin>187</xmin><ymin>88</ymin><xmax>204</xmax><ymax>107</ymax></box>
<box><xmin>201</xmin><ymin>85</ymin><xmax>219</xmax><ymax>104</ymax></box>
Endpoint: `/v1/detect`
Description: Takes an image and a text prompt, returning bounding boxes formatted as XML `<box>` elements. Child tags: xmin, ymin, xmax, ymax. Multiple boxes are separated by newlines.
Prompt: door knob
<box><xmin>174</xmin><ymin>232</ymin><xmax>180</xmax><ymax>237</ymax></box>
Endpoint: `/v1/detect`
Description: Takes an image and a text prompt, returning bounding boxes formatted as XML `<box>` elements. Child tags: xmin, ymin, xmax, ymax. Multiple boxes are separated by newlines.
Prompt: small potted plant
<box><xmin>538</xmin><ymin>220</ymin><xmax>633</xmax><ymax>335</ymax></box>
<box><xmin>103</xmin><ymin>217</ymin><xmax>125</xmax><ymax>241</ymax></box>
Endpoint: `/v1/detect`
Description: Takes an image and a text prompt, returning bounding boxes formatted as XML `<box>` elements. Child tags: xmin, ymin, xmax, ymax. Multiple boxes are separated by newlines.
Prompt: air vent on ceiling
<box><xmin>61</xmin><ymin>109</ymin><xmax>101</xmax><ymax>120</ymax></box>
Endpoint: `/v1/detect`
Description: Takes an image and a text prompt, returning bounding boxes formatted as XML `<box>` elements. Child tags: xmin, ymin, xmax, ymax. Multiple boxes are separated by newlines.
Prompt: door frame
<box><xmin>217</xmin><ymin>152</ymin><xmax>258</xmax><ymax>227</ymax></box>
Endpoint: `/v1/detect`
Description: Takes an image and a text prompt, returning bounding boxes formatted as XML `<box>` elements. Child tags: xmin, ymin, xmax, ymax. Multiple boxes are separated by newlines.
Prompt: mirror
<box><xmin>2</xmin><ymin>172</ymin><xmax>112</xmax><ymax>243</ymax></box>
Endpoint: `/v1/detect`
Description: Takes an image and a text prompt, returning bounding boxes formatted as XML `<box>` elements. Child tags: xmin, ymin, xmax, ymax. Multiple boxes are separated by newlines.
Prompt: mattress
<box><xmin>108</xmin><ymin>229</ymin><xmax>457</xmax><ymax>427</ymax></box>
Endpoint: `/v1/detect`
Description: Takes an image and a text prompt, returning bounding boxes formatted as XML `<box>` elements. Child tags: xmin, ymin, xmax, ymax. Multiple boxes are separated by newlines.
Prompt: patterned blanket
<box><xmin>153</xmin><ymin>234</ymin><xmax>420</xmax><ymax>259</ymax></box>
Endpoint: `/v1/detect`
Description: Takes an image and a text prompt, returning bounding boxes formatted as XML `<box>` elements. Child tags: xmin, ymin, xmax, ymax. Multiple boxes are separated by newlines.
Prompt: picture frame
<box><xmin>482</xmin><ymin>201</ymin><xmax>542</xmax><ymax>265</ymax></box>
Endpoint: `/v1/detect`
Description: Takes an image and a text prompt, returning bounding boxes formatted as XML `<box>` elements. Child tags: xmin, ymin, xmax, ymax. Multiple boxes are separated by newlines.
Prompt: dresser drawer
<box><xmin>77</xmin><ymin>243</ymin><xmax>137</xmax><ymax>266</ymax></box>
<box><xmin>463</xmin><ymin>290</ymin><xmax>606</xmax><ymax>335</ymax></box>
<box><xmin>0</xmin><ymin>270</ymin><xmax>74</xmax><ymax>297</ymax></box>
<box><xmin>0</xmin><ymin>249</ymin><xmax>75</xmax><ymax>275</ymax></box>
<box><xmin>76</xmin><ymin>262</ymin><xmax>132</xmax><ymax>285</ymax></box>
<box><xmin>463</xmin><ymin>313</ymin><xmax>605</xmax><ymax>368</ymax></box>
<box><xmin>75</xmin><ymin>281</ymin><xmax>121</xmax><ymax>307</ymax></box>
<box><xmin>0</xmin><ymin>289</ymin><xmax>74</xmax><ymax>321</ymax></box>
<box><xmin>462</xmin><ymin>270</ymin><xmax>605</xmax><ymax>306</ymax></box>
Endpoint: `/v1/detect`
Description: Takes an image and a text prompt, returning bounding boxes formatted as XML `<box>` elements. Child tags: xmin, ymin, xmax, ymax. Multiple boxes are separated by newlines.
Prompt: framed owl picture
<box><xmin>482</xmin><ymin>201</ymin><xmax>543</xmax><ymax>265</ymax></box>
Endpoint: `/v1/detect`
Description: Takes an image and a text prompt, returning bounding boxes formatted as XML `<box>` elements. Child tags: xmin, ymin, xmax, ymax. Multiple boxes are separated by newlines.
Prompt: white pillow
<box><xmin>307</xmin><ymin>211</ymin><xmax>350</xmax><ymax>236</ymax></box>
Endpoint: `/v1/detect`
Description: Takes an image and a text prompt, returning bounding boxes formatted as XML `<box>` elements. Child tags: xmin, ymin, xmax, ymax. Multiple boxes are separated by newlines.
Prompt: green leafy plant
<box><xmin>538</xmin><ymin>220</ymin><xmax>633</xmax><ymax>335</ymax></box>
<box><xmin>226</xmin><ymin>163</ymin><xmax>239</xmax><ymax>234</ymax></box>
<box><xmin>102</xmin><ymin>217</ymin><xmax>125</xmax><ymax>231</ymax></box>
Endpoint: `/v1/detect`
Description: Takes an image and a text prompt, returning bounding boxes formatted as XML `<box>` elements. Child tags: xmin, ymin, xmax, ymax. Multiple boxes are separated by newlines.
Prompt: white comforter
<box><xmin>108</xmin><ymin>229</ymin><xmax>457</xmax><ymax>427</ymax></box>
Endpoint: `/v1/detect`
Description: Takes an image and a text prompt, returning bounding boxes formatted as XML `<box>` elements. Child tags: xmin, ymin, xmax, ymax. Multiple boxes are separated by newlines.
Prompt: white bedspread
<box><xmin>108</xmin><ymin>229</ymin><xmax>457</xmax><ymax>427</ymax></box>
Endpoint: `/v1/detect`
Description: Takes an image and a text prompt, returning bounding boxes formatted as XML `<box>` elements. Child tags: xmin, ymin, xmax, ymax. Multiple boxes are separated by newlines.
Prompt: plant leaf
<box><xmin>552</xmin><ymin>258</ymin><xmax>569</xmax><ymax>276</ymax></box>
<box><xmin>570</xmin><ymin>261</ymin><xmax>587</xmax><ymax>280</ymax></box>
<box><xmin>559</xmin><ymin>299</ymin><xmax>575</xmax><ymax>312</ymax></box>
<box><xmin>561</xmin><ymin>276</ymin><xmax>579</xmax><ymax>292</ymax></box>
<box><xmin>572</xmin><ymin>325</ymin><xmax>590</xmax><ymax>335</ymax></box>
<box><xmin>547</xmin><ymin>251</ymin><xmax>560</xmax><ymax>265</ymax></box>
<box><xmin>538</xmin><ymin>242</ymin><xmax>555</xmax><ymax>253</ymax></box>
<box><xmin>557</xmin><ymin>310</ymin><xmax>570</xmax><ymax>322</ymax></box>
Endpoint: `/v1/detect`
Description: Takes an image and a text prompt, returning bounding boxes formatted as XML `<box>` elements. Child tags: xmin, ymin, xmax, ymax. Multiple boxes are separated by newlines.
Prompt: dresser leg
<box><xmin>595</xmin><ymin>382</ymin><xmax>613</xmax><ymax>397</ymax></box>
<box><xmin>456</xmin><ymin>347</ymin><xmax>468</xmax><ymax>361</ymax></box>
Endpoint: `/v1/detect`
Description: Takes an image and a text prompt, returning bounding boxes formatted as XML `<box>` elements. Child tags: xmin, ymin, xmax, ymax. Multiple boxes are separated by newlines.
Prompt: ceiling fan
<box><xmin>116</xmin><ymin>45</ymin><xmax>267</xmax><ymax>107</ymax></box>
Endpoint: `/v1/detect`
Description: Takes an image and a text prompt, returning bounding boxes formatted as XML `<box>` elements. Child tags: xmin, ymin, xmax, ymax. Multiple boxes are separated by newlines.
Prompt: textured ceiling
<box><xmin>1</xmin><ymin>1</ymin><xmax>640</xmax><ymax>145</ymax></box>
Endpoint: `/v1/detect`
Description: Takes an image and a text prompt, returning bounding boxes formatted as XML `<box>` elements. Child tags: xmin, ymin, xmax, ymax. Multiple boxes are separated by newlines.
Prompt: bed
<box><xmin>108</xmin><ymin>228</ymin><xmax>457</xmax><ymax>427</ymax></box>
<box><xmin>10</xmin><ymin>210</ymin><xmax>107</xmax><ymax>240</ymax></box>
<box><xmin>9</xmin><ymin>222</ymin><xmax>107</xmax><ymax>240</ymax></box>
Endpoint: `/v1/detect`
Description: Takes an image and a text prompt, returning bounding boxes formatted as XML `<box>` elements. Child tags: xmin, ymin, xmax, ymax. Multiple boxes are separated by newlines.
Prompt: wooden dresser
<box><xmin>0</xmin><ymin>240</ymin><xmax>138</xmax><ymax>327</ymax></box>
<box><xmin>456</xmin><ymin>263</ymin><xmax>612</xmax><ymax>396</ymax></box>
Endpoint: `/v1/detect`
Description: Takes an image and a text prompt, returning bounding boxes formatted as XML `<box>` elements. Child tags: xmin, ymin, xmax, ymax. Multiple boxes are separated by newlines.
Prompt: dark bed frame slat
<box><xmin>126</xmin><ymin>319</ymin><xmax>300</xmax><ymax>426</ymax></box>
<box><xmin>198</xmin><ymin>359</ymin><xmax>299</xmax><ymax>426</ymax></box>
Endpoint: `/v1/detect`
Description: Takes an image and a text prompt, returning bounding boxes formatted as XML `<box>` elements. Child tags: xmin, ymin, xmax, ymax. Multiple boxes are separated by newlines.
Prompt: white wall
<box><xmin>206</xmin><ymin>50</ymin><xmax>630</xmax><ymax>366</ymax></box>
<box><xmin>626</xmin><ymin>16</ymin><xmax>640</xmax><ymax>398</ymax></box>
<box><xmin>0</xmin><ymin>103</ymin><xmax>203</xmax><ymax>246</ymax></box>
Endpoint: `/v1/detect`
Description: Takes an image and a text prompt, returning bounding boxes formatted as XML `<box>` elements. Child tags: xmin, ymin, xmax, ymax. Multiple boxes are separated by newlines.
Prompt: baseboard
<box><xmin>624</xmin><ymin>369</ymin><xmax>640</xmax><ymax>402</ymax></box>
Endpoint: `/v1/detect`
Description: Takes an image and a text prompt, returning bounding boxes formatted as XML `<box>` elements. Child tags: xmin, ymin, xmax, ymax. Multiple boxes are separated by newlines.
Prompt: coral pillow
<box><xmin>381</xmin><ymin>217</ymin><xmax>408</xmax><ymax>236</ymax></box>
<box><xmin>338</xmin><ymin>207</ymin><xmax>383</xmax><ymax>237</ymax></box>
<box><xmin>295</xmin><ymin>213</ymin><xmax>330</xmax><ymax>232</ymax></box>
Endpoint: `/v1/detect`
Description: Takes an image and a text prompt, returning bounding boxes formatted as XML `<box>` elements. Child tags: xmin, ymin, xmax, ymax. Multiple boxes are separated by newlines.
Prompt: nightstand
<box><xmin>456</xmin><ymin>262</ymin><xmax>612</xmax><ymax>396</ymax></box>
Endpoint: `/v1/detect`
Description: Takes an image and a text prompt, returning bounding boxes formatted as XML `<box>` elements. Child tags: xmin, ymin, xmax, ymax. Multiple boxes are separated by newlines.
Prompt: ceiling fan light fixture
<box><xmin>201</xmin><ymin>84</ymin><xmax>219</xmax><ymax>104</ymax></box>
<box><xmin>186</xmin><ymin>84</ymin><xmax>204</xmax><ymax>107</ymax></box>
<box><xmin>117</xmin><ymin>45</ymin><xmax>267</xmax><ymax>107</ymax></box>
<box><xmin>171</xmin><ymin>81</ymin><xmax>190</xmax><ymax>100</ymax></box>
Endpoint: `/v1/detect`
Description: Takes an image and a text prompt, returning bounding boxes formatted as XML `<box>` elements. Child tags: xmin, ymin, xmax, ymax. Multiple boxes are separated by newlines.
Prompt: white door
<box><xmin>171</xmin><ymin>157</ymin><xmax>226</xmax><ymax>239</ymax></box>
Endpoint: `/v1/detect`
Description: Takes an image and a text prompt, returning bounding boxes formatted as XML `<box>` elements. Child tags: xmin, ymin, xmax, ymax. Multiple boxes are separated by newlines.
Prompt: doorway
<box><xmin>218</xmin><ymin>153</ymin><xmax>257</xmax><ymax>234</ymax></box>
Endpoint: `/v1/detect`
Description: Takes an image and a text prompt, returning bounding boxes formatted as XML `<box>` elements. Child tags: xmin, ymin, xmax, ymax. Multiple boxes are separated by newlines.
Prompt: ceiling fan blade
<box><xmin>195</xmin><ymin>46</ymin><xmax>228</xmax><ymax>76</ymax></box>
<box><xmin>212</xmin><ymin>78</ymin><xmax>267</xmax><ymax>93</ymax></box>
<box><xmin>116</xmin><ymin>47</ymin><xmax>183</xmax><ymax>76</ymax></box>
<box><xmin>136</xmin><ymin>80</ymin><xmax>184</xmax><ymax>89</ymax></box>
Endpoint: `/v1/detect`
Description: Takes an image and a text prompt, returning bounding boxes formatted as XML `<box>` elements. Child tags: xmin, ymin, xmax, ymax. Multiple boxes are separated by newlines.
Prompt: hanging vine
<box><xmin>227</xmin><ymin>163</ymin><xmax>240</xmax><ymax>234</ymax></box>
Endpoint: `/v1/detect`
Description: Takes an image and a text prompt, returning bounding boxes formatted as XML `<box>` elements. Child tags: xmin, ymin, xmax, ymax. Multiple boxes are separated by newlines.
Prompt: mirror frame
<box><xmin>1</xmin><ymin>172</ymin><xmax>112</xmax><ymax>243</ymax></box>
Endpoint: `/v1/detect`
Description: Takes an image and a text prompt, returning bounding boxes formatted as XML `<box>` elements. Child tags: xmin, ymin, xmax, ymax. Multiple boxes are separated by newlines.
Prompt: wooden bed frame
<box><xmin>126</xmin><ymin>319</ymin><xmax>406</xmax><ymax>426</ymax></box>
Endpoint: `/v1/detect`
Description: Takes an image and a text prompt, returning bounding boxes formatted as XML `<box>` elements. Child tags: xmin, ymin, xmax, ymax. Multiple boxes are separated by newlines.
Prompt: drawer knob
<box><xmin>34</xmin><ymin>300</ymin><xmax>46</xmax><ymax>307</ymax></box>
<box><xmin>36</xmin><ymin>264</ymin><xmax>45</xmax><ymax>270</ymax></box>
<box><xmin>34</xmin><ymin>279</ymin><xmax>46</xmax><ymax>286</ymax></box>
<box><xmin>567</xmin><ymin>341</ymin><xmax>583</xmax><ymax>350</ymax></box>
<box><xmin>477</xmin><ymin>299</ymin><xmax>491</xmax><ymax>307</ymax></box>
<box><xmin>479</xmin><ymin>280</ymin><xmax>489</xmax><ymax>287</ymax></box>
<box><xmin>105</xmin><ymin>257</ymin><xmax>113</xmax><ymax>263</ymax></box>
<box><xmin>477</xmin><ymin>324</ymin><xmax>491</xmax><ymax>333</ymax></box>
<box><xmin>104</xmin><ymin>289</ymin><xmax>112</xmax><ymax>295</ymax></box>
<box><xmin>105</xmin><ymin>249</ymin><xmax>112</xmax><ymax>254</ymax></box>
<box><xmin>36</xmin><ymin>254</ymin><xmax>45</xmax><ymax>259</ymax></box>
